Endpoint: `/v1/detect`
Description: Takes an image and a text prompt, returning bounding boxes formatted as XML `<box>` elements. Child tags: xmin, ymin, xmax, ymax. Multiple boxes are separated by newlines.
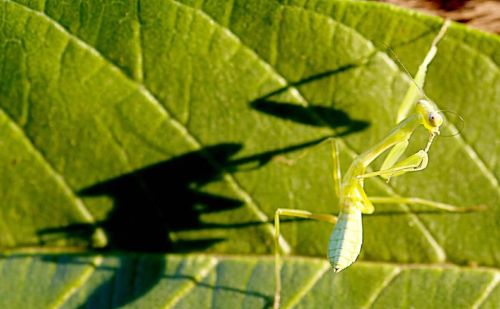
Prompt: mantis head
<box><xmin>416</xmin><ymin>99</ymin><xmax>443</xmax><ymax>135</ymax></box>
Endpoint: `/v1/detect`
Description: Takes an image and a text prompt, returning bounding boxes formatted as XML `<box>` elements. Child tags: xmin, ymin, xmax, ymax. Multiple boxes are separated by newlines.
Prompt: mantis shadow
<box><xmin>39</xmin><ymin>143</ymin><xmax>242</xmax><ymax>252</ymax></box>
<box><xmin>37</xmin><ymin>52</ymin><xmax>377</xmax><ymax>254</ymax></box>
<box><xmin>33</xmin><ymin>54</ymin><xmax>378</xmax><ymax>309</ymax></box>
<box><xmin>37</xmin><ymin>138</ymin><xmax>331</xmax><ymax>253</ymax></box>
<box><xmin>249</xmin><ymin>59</ymin><xmax>373</xmax><ymax>135</ymax></box>
<box><xmin>251</xmin><ymin>100</ymin><xmax>369</xmax><ymax>136</ymax></box>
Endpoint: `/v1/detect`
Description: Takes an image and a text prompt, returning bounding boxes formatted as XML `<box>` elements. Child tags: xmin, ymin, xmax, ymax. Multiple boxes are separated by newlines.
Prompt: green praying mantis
<box><xmin>272</xmin><ymin>20</ymin><xmax>484</xmax><ymax>309</ymax></box>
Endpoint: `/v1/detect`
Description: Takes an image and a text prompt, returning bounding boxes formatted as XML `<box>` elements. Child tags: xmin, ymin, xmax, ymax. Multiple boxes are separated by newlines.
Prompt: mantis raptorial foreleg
<box><xmin>379</xmin><ymin>140</ymin><xmax>409</xmax><ymax>173</ymax></box>
<box><xmin>358</xmin><ymin>150</ymin><xmax>428</xmax><ymax>180</ymax></box>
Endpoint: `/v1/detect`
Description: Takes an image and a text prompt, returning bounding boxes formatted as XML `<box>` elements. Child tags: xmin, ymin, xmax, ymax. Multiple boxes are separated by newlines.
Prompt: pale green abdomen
<box><xmin>327</xmin><ymin>208</ymin><xmax>363</xmax><ymax>272</ymax></box>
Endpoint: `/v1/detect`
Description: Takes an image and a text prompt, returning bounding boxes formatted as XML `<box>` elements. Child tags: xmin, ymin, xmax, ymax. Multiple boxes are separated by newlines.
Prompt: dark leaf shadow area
<box><xmin>38</xmin><ymin>254</ymin><xmax>274</xmax><ymax>309</ymax></box>
<box><xmin>37</xmin><ymin>138</ymin><xmax>334</xmax><ymax>253</ymax></box>
<box><xmin>251</xmin><ymin>100</ymin><xmax>369</xmax><ymax>136</ymax></box>
<box><xmin>250</xmin><ymin>63</ymin><xmax>370</xmax><ymax>136</ymax></box>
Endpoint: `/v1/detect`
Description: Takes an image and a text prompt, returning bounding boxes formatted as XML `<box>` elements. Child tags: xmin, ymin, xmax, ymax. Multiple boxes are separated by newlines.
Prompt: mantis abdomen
<box><xmin>327</xmin><ymin>207</ymin><xmax>363</xmax><ymax>272</ymax></box>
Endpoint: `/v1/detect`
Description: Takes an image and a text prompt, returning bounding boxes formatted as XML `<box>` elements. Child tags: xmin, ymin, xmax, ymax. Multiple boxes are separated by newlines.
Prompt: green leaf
<box><xmin>0</xmin><ymin>254</ymin><xmax>499</xmax><ymax>308</ymax></box>
<box><xmin>0</xmin><ymin>0</ymin><xmax>498</xmax><ymax>307</ymax></box>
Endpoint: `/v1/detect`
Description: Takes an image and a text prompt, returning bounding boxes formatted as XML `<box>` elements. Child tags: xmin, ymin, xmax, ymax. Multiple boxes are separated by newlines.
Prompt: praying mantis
<box><xmin>272</xmin><ymin>20</ymin><xmax>483</xmax><ymax>309</ymax></box>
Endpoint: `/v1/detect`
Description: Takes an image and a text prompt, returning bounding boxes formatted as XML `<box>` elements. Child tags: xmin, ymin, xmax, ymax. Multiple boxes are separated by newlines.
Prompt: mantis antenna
<box><xmin>392</xmin><ymin>19</ymin><xmax>451</xmax><ymax>122</ymax></box>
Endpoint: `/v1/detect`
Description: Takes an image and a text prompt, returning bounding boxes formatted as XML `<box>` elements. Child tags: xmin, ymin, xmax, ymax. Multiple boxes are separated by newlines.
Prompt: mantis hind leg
<box><xmin>369</xmin><ymin>197</ymin><xmax>486</xmax><ymax>212</ymax></box>
<box><xmin>274</xmin><ymin>209</ymin><xmax>337</xmax><ymax>309</ymax></box>
<box><xmin>274</xmin><ymin>139</ymin><xmax>342</xmax><ymax>308</ymax></box>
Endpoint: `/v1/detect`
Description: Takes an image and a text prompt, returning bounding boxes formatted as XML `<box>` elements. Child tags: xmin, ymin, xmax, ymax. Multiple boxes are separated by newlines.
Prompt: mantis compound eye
<box><xmin>416</xmin><ymin>99</ymin><xmax>443</xmax><ymax>132</ymax></box>
<box><xmin>428</xmin><ymin>112</ymin><xmax>443</xmax><ymax>127</ymax></box>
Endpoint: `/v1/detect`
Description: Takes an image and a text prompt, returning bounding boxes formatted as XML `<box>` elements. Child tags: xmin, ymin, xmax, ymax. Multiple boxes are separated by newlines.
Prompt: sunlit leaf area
<box><xmin>0</xmin><ymin>0</ymin><xmax>498</xmax><ymax>308</ymax></box>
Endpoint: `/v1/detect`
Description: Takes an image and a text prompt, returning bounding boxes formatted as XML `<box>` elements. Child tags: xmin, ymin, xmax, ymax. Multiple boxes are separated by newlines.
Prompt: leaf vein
<box><xmin>51</xmin><ymin>256</ymin><xmax>103</xmax><ymax>309</ymax></box>
<box><xmin>0</xmin><ymin>106</ymin><xmax>105</xmax><ymax>244</ymax></box>
<box><xmin>221</xmin><ymin>0</ymin><xmax>235</xmax><ymax>27</ymax></box>
<box><xmin>363</xmin><ymin>267</ymin><xmax>402</xmax><ymax>309</ymax></box>
<box><xmin>163</xmin><ymin>257</ymin><xmax>218</xmax><ymax>309</ymax></box>
<box><xmin>284</xmin><ymin>261</ymin><xmax>330</xmax><ymax>308</ymax></box>
<box><xmin>471</xmin><ymin>273</ymin><xmax>500</xmax><ymax>309</ymax></box>
<box><xmin>135</xmin><ymin>0</ymin><xmax>144</xmax><ymax>82</ymax></box>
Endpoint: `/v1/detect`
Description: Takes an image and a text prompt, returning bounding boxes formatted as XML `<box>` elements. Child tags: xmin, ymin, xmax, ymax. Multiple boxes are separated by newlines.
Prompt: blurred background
<box><xmin>377</xmin><ymin>0</ymin><xmax>500</xmax><ymax>34</ymax></box>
